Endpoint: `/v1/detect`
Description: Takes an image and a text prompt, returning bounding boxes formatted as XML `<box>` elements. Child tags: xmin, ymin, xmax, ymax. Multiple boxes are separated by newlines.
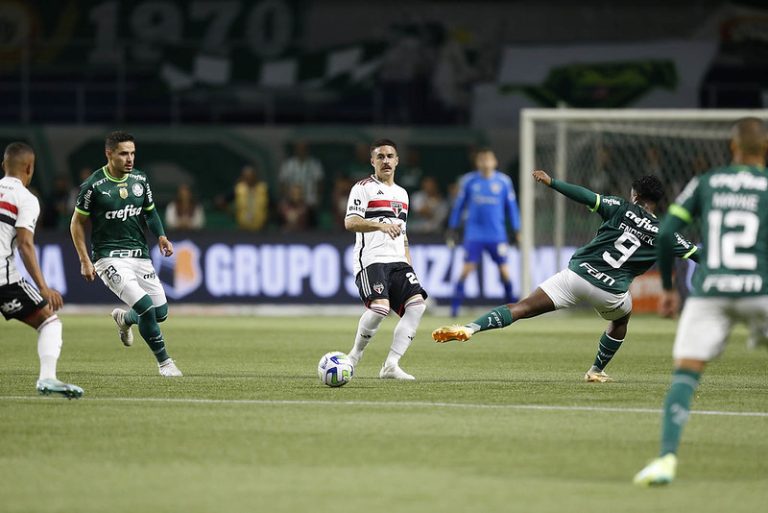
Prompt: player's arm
<box><xmin>505</xmin><ymin>180</ymin><xmax>521</xmax><ymax>241</ymax></box>
<box><xmin>344</xmin><ymin>214</ymin><xmax>402</xmax><ymax>239</ymax></box>
<box><xmin>70</xmin><ymin>211</ymin><xmax>96</xmax><ymax>282</ymax></box>
<box><xmin>16</xmin><ymin>227</ymin><xmax>63</xmax><ymax>310</ymax></box>
<box><xmin>404</xmin><ymin>235</ymin><xmax>413</xmax><ymax>265</ymax></box>
<box><xmin>532</xmin><ymin>170</ymin><xmax>599</xmax><ymax>209</ymax></box>
<box><xmin>446</xmin><ymin>176</ymin><xmax>469</xmax><ymax>246</ymax></box>
<box><xmin>142</xmin><ymin>181</ymin><xmax>173</xmax><ymax>256</ymax></box>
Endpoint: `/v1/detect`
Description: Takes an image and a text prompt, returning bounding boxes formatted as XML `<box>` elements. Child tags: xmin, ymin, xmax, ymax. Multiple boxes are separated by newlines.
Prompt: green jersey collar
<box><xmin>102</xmin><ymin>166</ymin><xmax>129</xmax><ymax>183</ymax></box>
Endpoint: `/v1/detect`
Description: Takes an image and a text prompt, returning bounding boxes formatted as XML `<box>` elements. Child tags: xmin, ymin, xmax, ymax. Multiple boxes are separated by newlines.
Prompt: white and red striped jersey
<box><xmin>346</xmin><ymin>175</ymin><xmax>410</xmax><ymax>276</ymax></box>
<box><xmin>0</xmin><ymin>176</ymin><xmax>40</xmax><ymax>286</ymax></box>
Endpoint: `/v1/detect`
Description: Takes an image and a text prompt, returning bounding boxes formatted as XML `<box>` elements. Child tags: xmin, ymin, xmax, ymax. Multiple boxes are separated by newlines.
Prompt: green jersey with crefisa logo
<box><xmin>568</xmin><ymin>194</ymin><xmax>698</xmax><ymax>294</ymax></box>
<box><xmin>75</xmin><ymin>166</ymin><xmax>156</xmax><ymax>261</ymax></box>
<box><xmin>670</xmin><ymin>164</ymin><xmax>768</xmax><ymax>297</ymax></box>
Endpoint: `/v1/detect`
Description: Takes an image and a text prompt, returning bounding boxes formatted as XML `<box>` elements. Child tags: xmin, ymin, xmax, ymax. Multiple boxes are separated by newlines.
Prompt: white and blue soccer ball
<box><xmin>317</xmin><ymin>351</ymin><xmax>354</xmax><ymax>387</ymax></box>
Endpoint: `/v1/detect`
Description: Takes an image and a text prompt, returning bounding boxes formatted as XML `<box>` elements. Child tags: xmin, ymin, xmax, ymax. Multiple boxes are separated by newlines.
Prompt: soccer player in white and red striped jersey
<box><xmin>344</xmin><ymin>139</ymin><xmax>428</xmax><ymax>379</ymax></box>
<box><xmin>0</xmin><ymin>142</ymin><xmax>82</xmax><ymax>398</ymax></box>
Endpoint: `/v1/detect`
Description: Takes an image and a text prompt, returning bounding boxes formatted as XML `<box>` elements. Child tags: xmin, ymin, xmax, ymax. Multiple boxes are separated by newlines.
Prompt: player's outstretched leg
<box><xmin>380</xmin><ymin>296</ymin><xmax>426</xmax><ymax>380</ymax></box>
<box><xmin>634</xmin><ymin>366</ymin><xmax>701</xmax><ymax>486</ymax></box>
<box><xmin>31</xmin><ymin>313</ymin><xmax>83</xmax><ymax>399</ymax></box>
<box><xmin>585</xmin><ymin>315</ymin><xmax>630</xmax><ymax>383</ymax></box>
<box><xmin>433</xmin><ymin>287</ymin><xmax>555</xmax><ymax>343</ymax></box>
<box><xmin>348</xmin><ymin>303</ymin><xmax>389</xmax><ymax>366</ymax></box>
<box><xmin>131</xmin><ymin>295</ymin><xmax>182</xmax><ymax>377</ymax></box>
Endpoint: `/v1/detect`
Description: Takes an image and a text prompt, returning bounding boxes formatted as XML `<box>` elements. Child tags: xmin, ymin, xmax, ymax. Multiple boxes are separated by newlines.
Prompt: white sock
<box><xmin>386</xmin><ymin>299</ymin><xmax>426</xmax><ymax>367</ymax></box>
<box><xmin>349</xmin><ymin>305</ymin><xmax>388</xmax><ymax>359</ymax></box>
<box><xmin>37</xmin><ymin>315</ymin><xmax>63</xmax><ymax>380</ymax></box>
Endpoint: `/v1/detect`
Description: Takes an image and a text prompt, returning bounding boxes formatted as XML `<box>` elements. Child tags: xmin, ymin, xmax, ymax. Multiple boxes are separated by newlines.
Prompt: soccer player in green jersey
<box><xmin>634</xmin><ymin>117</ymin><xmax>768</xmax><ymax>486</ymax></box>
<box><xmin>432</xmin><ymin>170</ymin><xmax>700</xmax><ymax>382</ymax></box>
<box><xmin>70</xmin><ymin>131</ymin><xmax>182</xmax><ymax>377</ymax></box>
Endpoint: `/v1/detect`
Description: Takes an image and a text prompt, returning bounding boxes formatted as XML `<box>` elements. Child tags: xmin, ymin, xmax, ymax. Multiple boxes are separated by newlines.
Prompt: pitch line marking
<box><xmin>1</xmin><ymin>396</ymin><xmax>767</xmax><ymax>417</ymax></box>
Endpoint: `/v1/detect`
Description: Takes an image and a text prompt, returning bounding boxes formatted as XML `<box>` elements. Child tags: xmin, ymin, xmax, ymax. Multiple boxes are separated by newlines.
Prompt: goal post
<box><xmin>518</xmin><ymin>108</ymin><xmax>768</xmax><ymax>296</ymax></box>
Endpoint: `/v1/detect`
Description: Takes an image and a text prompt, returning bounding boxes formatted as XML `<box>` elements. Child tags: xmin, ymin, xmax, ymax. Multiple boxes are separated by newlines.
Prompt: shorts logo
<box><xmin>1</xmin><ymin>299</ymin><xmax>23</xmax><ymax>314</ymax></box>
<box><xmin>143</xmin><ymin>272</ymin><xmax>156</xmax><ymax>280</ymax></box>
<box><xmin>132</xmin><ymin>183</ymin><xmax>144</xmax><ymax>197</ymax></box>
<box><xmin>104</xmin><ymin>265</ymin><xmax>122</xmax><ymax>285</ymax></box>
<box><xmin>373</xmin><ymin>282</ymin><xmax>384</xmax><ymax>294</ymax></box>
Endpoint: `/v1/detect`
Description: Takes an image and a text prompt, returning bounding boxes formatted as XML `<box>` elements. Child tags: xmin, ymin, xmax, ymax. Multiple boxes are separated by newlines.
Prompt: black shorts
<box><xmin>0</xmin><ymin>278</ymin><xmax>47</xmax><ymax>321</ymax></box>
<box><xmin>356</xmin><ymin>262</ymin><xmax>428</xmax><ymax>317</ymax></box>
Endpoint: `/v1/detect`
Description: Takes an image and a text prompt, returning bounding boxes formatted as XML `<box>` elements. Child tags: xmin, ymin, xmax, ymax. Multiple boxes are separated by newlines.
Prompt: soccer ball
<box><xmin>317</xmin><ymin>351</ymin><xmax>354</xmax><ymax>387</ymax></box>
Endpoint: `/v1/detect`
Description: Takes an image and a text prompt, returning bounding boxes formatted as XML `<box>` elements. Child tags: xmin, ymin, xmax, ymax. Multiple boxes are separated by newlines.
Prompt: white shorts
<box><xmin>94</xmin><ymin>258</ymin><xmax>167</xmax><ymax>308</ymax></box>
<box><xmin>674</xmin><ymin>296</ymin><xmax>768</xmax><ymax>361</ymax></box>
<box><xmin>539</xmin><ymin>268</ymin><xmax>632</xmax><ymax>321</ymax></box>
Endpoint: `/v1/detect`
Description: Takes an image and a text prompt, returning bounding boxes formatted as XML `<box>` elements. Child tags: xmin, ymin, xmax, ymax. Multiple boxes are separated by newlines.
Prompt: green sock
<box><xmin>592</xmin><ymin>332</ymin><xmax>623</xmax><ymax>370</ymax></box>
<box><xmin>466</xmin><ymin>305</ymin><xmax>514</xmax><ymax>333</ymax></box>
<box><xmin>660</xmin><ymin>368</ymin><xmax>701</xmax><ymax>456</ymax></box>
<box><xmin>124</xmin><ymin>309</ymin><xmax>139</xmax><ymax>326</ymax></box>
<box><xmin>132</xmin><ymin>296</ymin><xmax>170</xmax><ymax>364</ymax></box>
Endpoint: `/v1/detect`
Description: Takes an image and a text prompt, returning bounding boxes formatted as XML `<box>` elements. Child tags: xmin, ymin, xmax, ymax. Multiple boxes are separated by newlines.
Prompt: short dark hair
<box><xmin>475</xmin><ymin>147</ymin><xmax>495</xmax><ymax>156</ymax></box>
<box><xmin>631</xmin><ymin>175</ymin><xmax>664</xmax><ymax>204</ymax></box>
<box><xmin>3</xmin><ymin>142</ymin><xmax>34</xmax><ymax>162</ymax></box>
<box><xmin>105</xmin><ymin>131</ymin><xmax>135</xmax><ymax>151</ymax></box>
<box><xmin>370</xmin><ymin>139</ymin><xmax>398</xmax><ymax>154</ymax></box>
<box><xmin>732</xmin><ymin>117</ymin><xmax>767</xmax><ymax>157</ymax></box>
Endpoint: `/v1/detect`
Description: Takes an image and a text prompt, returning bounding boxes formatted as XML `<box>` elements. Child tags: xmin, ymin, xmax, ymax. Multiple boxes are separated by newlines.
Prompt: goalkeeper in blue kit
<box><xmin>448</xmin><ymin>148</ymin><xmax>521</xmax><ymax>317</ymax></box>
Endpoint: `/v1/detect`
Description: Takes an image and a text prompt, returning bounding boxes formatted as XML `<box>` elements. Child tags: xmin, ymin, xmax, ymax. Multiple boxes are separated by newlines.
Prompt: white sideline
<box><xmin>2</xmin><ymin>396</ymin><xmax>767</xmax><ymax>417</ymax></box>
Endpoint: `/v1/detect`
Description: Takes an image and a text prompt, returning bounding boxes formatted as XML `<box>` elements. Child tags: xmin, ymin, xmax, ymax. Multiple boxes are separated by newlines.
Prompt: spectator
<box><xmin>278</xmin><ymin>141</ymin><xmax>324</xmax><ymax>211</ymax></box>
<box><xmin>398</xmin><ymin>148</ymin><xmax>424</xmax><ymax>192</ymax></box>
<box><xmin>409</xmin><ymin>176</ymin><xmax>449</xmax><ymax>234</ymax></box>
<box><xmin>43</xmin><ymin>175</ymin><xmax>74</xmax><ymax>229</ymax></box>
<box><xmin>234</xmin><ymin>165</ymin><xmax>269</xmax><ymax>231</ymax></box>
<box><xmin>345</xmin><ymin>142</ymin><xmax>373</xmax><ymax>181</ymax></box>
<box><xmin>331</xmin><ymin>175</ymin><xmax>353</xmax><ymax>230</ymax></box>
<box><xmin>165</xmin><ymin>183</ymin><xmax>205</xmax><ymax>230</ymax></box>
<box><xmin>278</xmin><ymin>184</ymin><xmax>310</xmax><ymax>232</ymax></box>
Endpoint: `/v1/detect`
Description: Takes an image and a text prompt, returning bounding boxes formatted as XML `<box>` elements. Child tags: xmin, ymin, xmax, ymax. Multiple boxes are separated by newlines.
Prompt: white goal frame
<box><xmin>518</xmin><ymin>108</ymin><xmax>768</xmax><ymax>296</ymax></box>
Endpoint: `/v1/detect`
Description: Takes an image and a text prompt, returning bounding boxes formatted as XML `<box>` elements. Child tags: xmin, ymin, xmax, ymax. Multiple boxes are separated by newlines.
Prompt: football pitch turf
<box><xmin>1</xmin><ymin>312</ymin><xmax>766</xmax><ymax>513</ymax></box>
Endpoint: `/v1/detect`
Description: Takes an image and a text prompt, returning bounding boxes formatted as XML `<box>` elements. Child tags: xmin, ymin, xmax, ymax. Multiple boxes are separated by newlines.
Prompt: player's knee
<box><xmin>132</xmin><ymin>295</ymin><xmax>154</xmax><ymax>317</ymax></box>
<box><xmin>368</xmin><ymin>303</ymin><xmax>390</xmax><ymax>317</ymax></box>
<box><xmin>155</xmin><ymin>303</ymin><xmax>168</xmax><ymax>323</ymax></box>
<box><xmin>405</xmin><ymin>298</ymin><xmax>427</xmax><ymax>317</ymax></box>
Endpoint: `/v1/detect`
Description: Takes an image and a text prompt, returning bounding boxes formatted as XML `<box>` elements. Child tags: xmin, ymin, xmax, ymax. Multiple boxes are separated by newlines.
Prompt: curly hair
<box><xmin>631</xmin><ymin>175</ymin><xmax>664</xmax><ymax>204</ymax></box>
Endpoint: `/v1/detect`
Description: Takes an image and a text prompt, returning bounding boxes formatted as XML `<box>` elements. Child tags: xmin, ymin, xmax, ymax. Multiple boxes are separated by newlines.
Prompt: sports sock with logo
<box><xmin>37</xmin><ymin>315</ymin><xmax>62</xmax><ymax>380</ymax></box>
<box><xmin>349</xmin><ymin>305</ymin><xmax>388</xmax><ymax>360</ymax></box>
<box><xmin>466</xmin><ymin>305</ymin><xmax>514</xmax><ymax>333</ymax></box>
<box><xmin>133</xmin><ymin>296</ymin><xmax>170</xmax><ymax>363</ymax></box>
<box><xmin>386</xmin><ymin>299</ymin><xmax>426</xmax><ymax>366</ymax></box>
<box><xmin>660</xmin><ymin>368</ymin><xmax>701</xmax><ymax>456</ymax></box>
<box><xmin>592</xmin><ymin>332</ymin><xmax>624</xmax><ymax>370</ymax></box>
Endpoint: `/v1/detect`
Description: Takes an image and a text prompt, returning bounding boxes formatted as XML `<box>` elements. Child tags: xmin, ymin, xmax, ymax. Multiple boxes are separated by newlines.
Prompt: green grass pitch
<box><xmin>1</xmin><ymin>312</ymin><xmax>767</xmax><ymax>513</ymax></box>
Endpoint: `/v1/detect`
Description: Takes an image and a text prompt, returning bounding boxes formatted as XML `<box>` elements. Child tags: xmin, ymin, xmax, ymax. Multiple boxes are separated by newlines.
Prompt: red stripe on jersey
<box><xmin>0</xmin><ymin>201</ymin><xmax>18</xmax><ymax>215</ymax></box>
<box><xmin>367</xmin><ymin>199</ymin><xmax>408</xmax><ymax>211</ymax></box>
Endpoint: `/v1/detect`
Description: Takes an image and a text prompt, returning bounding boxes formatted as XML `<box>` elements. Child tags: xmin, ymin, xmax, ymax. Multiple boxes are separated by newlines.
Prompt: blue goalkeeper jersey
<box><xmin>449</xmin><ymin>170</ymin><xmax>520</xmax><ymax>242</ymax></box>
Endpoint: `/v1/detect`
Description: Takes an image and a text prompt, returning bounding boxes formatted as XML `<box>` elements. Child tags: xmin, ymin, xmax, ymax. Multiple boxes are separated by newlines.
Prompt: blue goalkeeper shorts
<box><xmin>463</xmin><ymin>240</ymin><xmax>509</xmax><ymax>265</ymax></box>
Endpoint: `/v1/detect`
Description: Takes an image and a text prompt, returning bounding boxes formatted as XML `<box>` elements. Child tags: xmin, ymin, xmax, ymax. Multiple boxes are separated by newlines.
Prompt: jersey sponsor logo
<box><xmin>710</xmin><ymin>172</ymin><xmax>768</xmax><ymax>192</ymax></box>
<box><xmin>98</xmin><ymin>188</ymin><xmax>112</xmax><ymax>197</ymax></box>
<box><xmin>1</xmin><ymin>298</ymin><xmax>23</xmax><ymax>314</ymax></box>
<box><xmin>143</xmin><ymin>272</ymin><xmax>156</xmax><ymax>279</ymax></box>
<box><xmin>105</xmin><ymin>204</ymin><xmax>143</xmax><ymax>221</ymax></box>
<box><xmin>579</xmin><ymin>262</ymin><xmax>616</xmax><ymax>286</ymax></box>
<box><xmin>132</xmin><ymin>183</ymin><xmax>144</xmax><ymax>197</ymax></box>
<box><xmin>702</xmin><ymin>274</ymin><xmax>763</xmax><ymax>293</ymax></box>
<box><xmin>108</xmin><ymin>248</ymin><xmax>143</xmax><ymax>258</ymax></box>
<box><xmin>602</xmin><ymin>197</ymin><xmax>622</xmax><ymax>206</ymax></box>
<box><xmin>82</xmin><ymin>189</ymin><xmax>93</xmax><ymax>210</ymax></box>
<box><xmin>623</xmin><ymin>210</ymin><xmax>658</xmax><ymax>233</ymax></box>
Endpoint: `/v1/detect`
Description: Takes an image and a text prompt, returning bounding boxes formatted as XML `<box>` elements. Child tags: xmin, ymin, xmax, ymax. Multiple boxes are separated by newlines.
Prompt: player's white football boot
<box><xmin>36</xmin><ymin>378</ymin><xmax>84</xmax><ymax>399</ymax></box>
<box><xmin>111</xmin><ymin>308</ymin><xmax>134</xmax><ymax>347</ymax></box>
<box><xmin>431</xmin><ymin>325</ymin><xmax>474</xmax><ymax>343</ymax></box>
<box><xmin>584</xmin><ymin>366</ymin><xmax>614</xmax><ymax>383</ymax></box>
<box><xmin>633</xmin><ymin>453</ymin><xmax>677</xmax><ymax>486</ymax></box>
<box><xmin>379</xmin><ymin>363</ymin><xmax>415</xmax><ymax>380</ymax></box>
<box><xmin>158</xmin><ymin>358</ymin><xmax>183</xmax><ymax>377</ymax></box>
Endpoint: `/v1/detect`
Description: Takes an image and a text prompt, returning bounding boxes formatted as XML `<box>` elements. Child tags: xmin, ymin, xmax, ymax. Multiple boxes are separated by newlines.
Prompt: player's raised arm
<box><xmin>532</xmin><ymin>170</ymin><xmax>599</xmax><ymax>209</ymax></box>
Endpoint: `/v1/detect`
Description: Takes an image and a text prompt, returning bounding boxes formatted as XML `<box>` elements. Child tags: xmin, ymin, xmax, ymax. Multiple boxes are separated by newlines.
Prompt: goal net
<box><xmin>518</xmin><ymin>109</ymin><xmax>768</xmax><ymax>296</ymax></box>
